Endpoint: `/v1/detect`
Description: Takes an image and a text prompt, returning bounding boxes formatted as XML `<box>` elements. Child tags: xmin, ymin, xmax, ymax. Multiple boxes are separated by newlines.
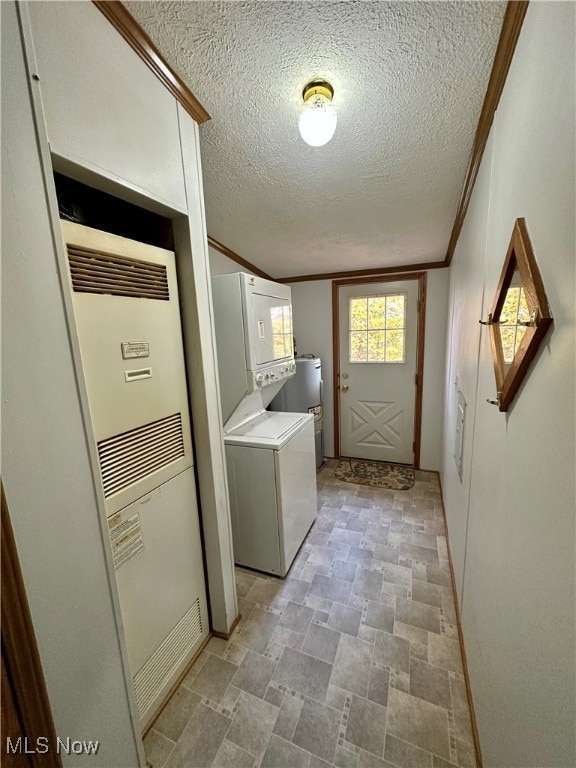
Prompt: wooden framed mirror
<box><xmin>487</xmin><ymin>218</ymin><xmax>553</xmax><ymax>412</ymax></box>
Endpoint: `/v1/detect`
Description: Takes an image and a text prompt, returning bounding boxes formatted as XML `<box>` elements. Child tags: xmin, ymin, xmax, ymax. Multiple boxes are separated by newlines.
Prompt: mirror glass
<box><xmin>497</xmin><ymin>269</ymin><xmax>531</xmax><ymax>370</ymax></box>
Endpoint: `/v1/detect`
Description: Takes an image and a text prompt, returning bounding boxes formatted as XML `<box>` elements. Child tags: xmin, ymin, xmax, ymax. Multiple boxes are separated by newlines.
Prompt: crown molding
<box><xmin>445</xmin><ymin>0</ymin><xmax>529</xmax><ymax>266</ymax></box>
<box><xmin>93</xmin><ymin>1</ymin><xmax>211</xmax><ymax>125</ymax></box>
<box><xmin>207</xmin><ymin>236</ymin><xmax>274</xmax><ymax>280</ymax></box>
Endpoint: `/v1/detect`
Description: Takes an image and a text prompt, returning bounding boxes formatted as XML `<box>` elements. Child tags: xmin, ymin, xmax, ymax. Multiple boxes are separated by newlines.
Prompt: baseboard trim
<box><xmin>212</xmin><ymin>613</ymin><xmax>242</xmax><ymax>641</ymax></box>
<box><xmin>141</xmin><ymin>631</ymin><xmax>211</xmax><ymax>738</ymax></box>
<box><xmin>433</xmin><ymin>470</ymin><xmax>483</xmax><ymax>768</ymax></box>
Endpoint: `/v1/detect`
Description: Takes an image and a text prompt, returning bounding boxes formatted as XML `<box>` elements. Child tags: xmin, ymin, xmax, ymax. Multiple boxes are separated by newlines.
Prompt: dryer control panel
<box><xmin>253</xmin><ymin>360</ymin><xmax>296</xmax><ymax>388</ymax></box>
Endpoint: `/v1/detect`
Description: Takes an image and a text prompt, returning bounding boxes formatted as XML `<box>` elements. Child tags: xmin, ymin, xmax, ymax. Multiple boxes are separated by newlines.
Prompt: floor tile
<box><xmin>409</xmin><ymin>658</ymin><xmax>451</xmax><ymax>709</ymax></box>
<box><xmin>331</xmin><ymin>633</ymin><xmax>373</xmax><ymax>697</ymax></box>
<box><xmin>427</xmin><ymin>634</ymin><xmax>463</xmax><ymax>674</ymax></box>
<box><xmin>226</xmin><ymin>691</ymin><xmax>278</xmax><ymax>758</ymax></box>
<box><xmin>358</xmin><ymin>750</ymin><xmax>397</xmax><ymax>768</ymax></box>
<box><xmin>261</xmin><ymin>734</ymin><xmax>311</xmax><ymax>768</ymax></box>
<box><xmin>365</xmin><ymin>601</ymin><xmax>395</xmax><ymax>633</ymax></box>
<box><xmin>425</xmin><ymin>564</ymin><xmax>452</xmax><ymax>588</ymax></box>
<box><xmin>272</xmin><ymin>646</ymin><xmax>333</xmax><ymax>701</ymax></box>
<box><xmin>395</xmin><ymin>597</ymin><xmax>441</xmax><ymax>634</ymax></box>
<box><xmin>384</xmin><ymin>734</ymin><xmax>433</xmax><ymax>768</ymax></box>
<box><xmin>309</xmin><ymin>546</ymin><xmax>337</xmax><ymax>568</ymax></box>
<box><xmin>373</xmin><ymin>544</ymin><xmax>399</xmax><ymax>565</ymax></box>
<box><xmin>335</xmin><ymin>746</ymin><xmax>360</xmax><ymax>768</ymax></box>
<box><xmin>450</xmin><ymin>676</ymin><xmax>473</xmax><ymax>743</ymax></box>
<box><xmin>273</xmin><ymin>691</ymin><xmax>304</xmax><ymax>740</ymax></box>
<box><xmin>367</xmin><ymin>665</ymin><xmax>390</xmax><ymax>708</ymax></box>
<box><xmin>211</xmin><ymin>738</ymin><xmax>255</xmax><ymax>768</ymax></box>
<box><xmin>411</xmin><ymin>580</ymin><xmax>443</xmax><ymax>609</ymax></box>
<box><xmin>386</xmin><ymin>688</ymin><xmax>450</xmax><ymax>760</ymax></box>
<box><xmin>280</xmin><ymin>601</ymin><xmax>315</xmax><ymax>634</ymax></box>
<box><xmin>309</xmin><ymin>573</ymin><xmax>353</xmax><ymax>604</ymax></box>
<box><xmin>293</xmin><ymin>697</ymin><xmax>341</xmax><ymax>764</ymax></box>
<box><xmin>353</xmin><ymin>568</ymin><xmax>383</xmax><ymax>601</ymax></box>
<box><xmin>143</xmin><ymin>729</ymin><xmax>174</xmax><ymax>768</ymax></box>
<box><xmin>331</xmin><ymin>560</ymin><xmax>358</xmax><ymax>582</ymax></box>
<box><xmin>346</xmin><ymin>694</ymin><xmax>387</xmax><ymax>756</ymax></box>
<box><xmin>270</xmin><ymin>625</ymin><xmax>305</xmax><ymax>651</ymax></box>
<box><xmin>166</xmin><ymin>703</ymin><xmax>230</xmax><ymax>768</ymax></box>
<box><xmin>153</xmin><ymin>686</ymin><xmax>200</xmax><ymax>742</ymax></box>
<box><xmin>373</xmin><ymin>631</ymin><xmax>409</xmax><ymax>674</ymax></box>
<box><xmin>232</xmin><ymin>649</ymin><xmax>277</xmax><ymax>699</ymax></box>
<box><xmin>328</xmin><ymin>603</ymin><xmax>362</xmax><ymax>637</ymax></box>
<box><xmin>347</xmin><ymin>546</ymin><xmax>373</xmax><ymax>567</ymax></box>
<box><xmin>189</xmin><ymin>654</ymin><xmax>239</xmax><ymax>703</ymax></box>
<box><xmin>154</xmin><ymin>467</ymin><xmax>476</xmax><ymax>768</ymax></box>
<box><xmin>302</xmin><ymin>623</ymin><xmax>341</xmax><ymax>664</ymax></box>
<box><xmin>236</xmin><ymin>607</ymin><xmax>281</xmax><ymax>654</ymax></box>
<box><xmin>399</xmin><ymin>542</ymin><xmax>439</xmax><ymax>566</ymax></box>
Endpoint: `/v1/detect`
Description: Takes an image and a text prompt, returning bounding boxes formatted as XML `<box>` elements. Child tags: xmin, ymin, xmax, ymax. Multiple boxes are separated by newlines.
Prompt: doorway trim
<box><xmin>332</xmin><ymin>272</ymin><xmax>427</xmax><ymax>468</ymax></box>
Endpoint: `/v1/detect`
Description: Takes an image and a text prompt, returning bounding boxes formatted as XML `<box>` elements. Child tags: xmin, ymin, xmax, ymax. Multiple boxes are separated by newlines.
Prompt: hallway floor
<box><xmin>144</xmin><ymin>463</ymin><xmax>476</xmax><ymax>768</ymax></box>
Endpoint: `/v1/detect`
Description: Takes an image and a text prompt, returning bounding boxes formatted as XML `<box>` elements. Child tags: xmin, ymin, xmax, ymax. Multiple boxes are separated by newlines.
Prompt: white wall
<box><xmin>441</xmin><ymin>3</ymin><xmax>575</xmax><ymax>766</ymax></box>
<box><xmin>289</xmin><ymin>269</ymin><xmax>448</xmax><ymax>469</ymax></box>
<box><xmin>209</xmin><ymin>245</ymin><xmax>255</xmax><ymax>275</ymax></box>
<box><xmin>2</xmin><ymin>3</ymin><xmax>141</xmax><ymax>764</ymax></box>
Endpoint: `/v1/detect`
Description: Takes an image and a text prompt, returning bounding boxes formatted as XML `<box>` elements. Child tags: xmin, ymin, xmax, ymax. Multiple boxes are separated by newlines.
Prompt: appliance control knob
<box><xmin>256</xmin><ymin>374</ymin><xmax>264</xmax><ymax>385</ymax></box>
<box><xmin>265</xmin><ymin>372</ymin><xmax>270</xmax><ymax>380</ymax></box>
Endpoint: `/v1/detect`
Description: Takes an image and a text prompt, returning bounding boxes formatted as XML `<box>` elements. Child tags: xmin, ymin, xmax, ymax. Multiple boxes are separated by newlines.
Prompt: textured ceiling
<box><xmin>125</xmin><ymin>1</ymin><xmax>505</xmax><ymax>279</ymax></box>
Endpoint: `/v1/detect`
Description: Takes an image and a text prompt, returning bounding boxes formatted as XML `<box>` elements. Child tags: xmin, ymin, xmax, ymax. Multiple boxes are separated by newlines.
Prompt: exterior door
<box><xmin>338</xmin><ymin>279</ymin><xmax>419</xmax><ymax>464</ymax></box>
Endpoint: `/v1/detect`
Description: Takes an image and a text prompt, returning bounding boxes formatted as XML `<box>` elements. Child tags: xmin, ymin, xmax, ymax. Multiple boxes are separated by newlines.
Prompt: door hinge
<box><xmin>415</xmin><ymin>373</ymin><xmax>418</xmax><ymax>386</ymax></box>
<box><xmin>413</xmin><ymin>440</ymin><xmax>416</xmax><ymax>452</ymax></box>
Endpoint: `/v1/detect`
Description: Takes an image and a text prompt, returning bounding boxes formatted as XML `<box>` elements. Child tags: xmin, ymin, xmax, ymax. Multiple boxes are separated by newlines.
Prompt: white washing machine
<box><xmin>224</xmin><ymin>411</ymin><xmax>316</xmax><ymax>577</ymax></box>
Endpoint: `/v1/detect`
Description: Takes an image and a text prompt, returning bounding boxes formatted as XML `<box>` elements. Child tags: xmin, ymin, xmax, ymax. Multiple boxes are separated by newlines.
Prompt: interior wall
<box><xmin>1</xmin><ymin>3</ymin><xmax>142</xmax><ymax>764</ymax></box>
<box><xmin>288</xmin><ymin>270</ymin><xmax>449</xmax><ymax>469</ymax></box>
<box><xmin>441</xmin><ymin>3</ymin><xmax>575</xmax><ymax>765</ymax></box>
<box><xmin>209</xmin><ymin>246</ymin><xmax>256</xmax><ymax>275</ymax></box>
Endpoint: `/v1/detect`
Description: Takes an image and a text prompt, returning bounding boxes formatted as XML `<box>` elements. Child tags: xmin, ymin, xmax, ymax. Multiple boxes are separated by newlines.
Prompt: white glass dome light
<box><xmin>298</xmin><ymin>80</ymin><xmax>337</xmax><ymax>147</ymax></box>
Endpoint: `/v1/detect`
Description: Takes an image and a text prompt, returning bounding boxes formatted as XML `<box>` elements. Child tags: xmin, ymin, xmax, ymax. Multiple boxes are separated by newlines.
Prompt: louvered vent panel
<box><xmin>133</xmin><ymin>599</ymin><xmax>203</xmax><ymax>718</ymax></box>
<box><xmin>97</xmin><ymin>414</ymin><xmax>185</xmax><ymax>498</ymax></box>
<box><xmin>68</xmin><ymin>246</ymin><xmax>169</xmax><ymax>300</ymax></box>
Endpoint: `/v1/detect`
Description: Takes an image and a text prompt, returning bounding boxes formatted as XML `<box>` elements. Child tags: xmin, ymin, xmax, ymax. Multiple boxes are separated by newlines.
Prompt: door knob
<box><xmin>341</xmin><ymin>384</ymin><xmax>349</xmax><ymax>392</ymax></box>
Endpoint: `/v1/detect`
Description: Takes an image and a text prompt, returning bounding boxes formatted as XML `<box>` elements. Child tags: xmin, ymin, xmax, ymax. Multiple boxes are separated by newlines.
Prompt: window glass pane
<box><xmin>517</xmin><ymin>288</ymin><xmax>530</xmax><ymax>324</ymax></box>
<box><xmin>502</xmin><ymin>286</ymin><xmax>520</xmax><ymax>324</ymax></box>
<box><xmin>515</xmin><ymin>324</ymin><xmax>527</xmax><ymax>352</ymax></box>
<box><xmin>367</xmin><ymin>330</ymin><xmax>385</xmax><ymax>361</ymax></box>
<box><xmin>386</xmin><ymin>330</ymin><xmax>404</xmax><ymax>362</ymax></box>
<box><xmin>350</xmin><ymin>298</ymin><xmax>368</xmax><ymax>330</ymax></box>
<box><xmin>500</xmin><ymin>326</ymin><xmax>516</xmax><ymax>363</ymax></box>
<box><xmin>350</xmin><ymin>331</ymin><xmax>367</xmax><ymax>362</ymax></box>
<box><xmin>386</xmin><ymin>295</ymin><xmax>405</xmax><ymax>329</ymax></box>
<box><xmin>368</xmin><ymin>297</ymin><xmax>386</xmax><ymax>329</ymax></box>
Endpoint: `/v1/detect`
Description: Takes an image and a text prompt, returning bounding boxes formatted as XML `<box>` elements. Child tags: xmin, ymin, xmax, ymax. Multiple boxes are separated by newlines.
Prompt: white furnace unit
<box><xmin>62</xmin><ymin>221</ymin><xmax>208</xmax><ymax>729</ymax></box>
<box><xmin>212</xmin><ymin>273</ymin><xmax>317</xmax><ymax>577</ymax></box>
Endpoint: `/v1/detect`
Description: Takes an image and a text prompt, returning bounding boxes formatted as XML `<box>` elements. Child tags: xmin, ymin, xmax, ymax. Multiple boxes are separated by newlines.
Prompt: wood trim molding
<box><xmin>1</xmin><ymin>484</ymin><xmax>62</xmax><ymax>767</ymax></box>
<box><xmin>435</xmin><ymin>472</ymin><xmax>484</xmax><ymax>768</ymax></box>
<box><xmin>207</xmin><ymin>236</ymin><xmax>274</xmax><ymax>280</ymax></box>
<box><xmin>445</xmin><ymin>1</ymin><xmax>529</xmax><ymax>266</ymax></box>
<box><xmin>93</xmin><ymin>1</ymin><xmax>211</xmax><ymax>125</ymax></box>
<box><xmin>279</xmin><ymin>260</ymin><xmax>446</xmax><ymax>284</ymax></box>
<box><xmin>212</xmin><ymin>613</ymin><xmax>242</xmax><ymax>641</ymax></box>
<box><xmin>332</xmin><ymin>272</ymin><xmax>426</xmax><ymax>468</ymax></box>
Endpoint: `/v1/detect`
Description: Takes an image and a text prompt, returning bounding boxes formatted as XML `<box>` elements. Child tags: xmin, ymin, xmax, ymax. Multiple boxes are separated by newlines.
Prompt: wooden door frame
<box><xmin>332</xmin><ymin>272</ymin><xmax>427</xmax><ymax>469</ymax></box>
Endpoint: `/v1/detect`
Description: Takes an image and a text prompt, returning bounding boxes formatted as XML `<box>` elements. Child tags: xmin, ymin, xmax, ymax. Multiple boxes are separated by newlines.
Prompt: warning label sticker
<box><xmin>109</xmin><ymin>512</ymin><xmax>144</xmax><ymax>572</ymax></box>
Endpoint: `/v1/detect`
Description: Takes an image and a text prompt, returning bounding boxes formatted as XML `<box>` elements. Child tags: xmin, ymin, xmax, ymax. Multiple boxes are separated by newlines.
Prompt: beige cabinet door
<box><xmin>338</xmin><ymin>279</ymin><xmax>418</xmax><ymax>464</ymax></box>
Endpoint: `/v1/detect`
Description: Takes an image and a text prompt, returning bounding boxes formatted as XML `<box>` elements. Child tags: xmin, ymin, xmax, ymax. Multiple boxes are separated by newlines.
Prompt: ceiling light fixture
<box><xmin>298</xmin><ymin>80</ymin><xmax>337</xmax><ymax>147</ymax></box>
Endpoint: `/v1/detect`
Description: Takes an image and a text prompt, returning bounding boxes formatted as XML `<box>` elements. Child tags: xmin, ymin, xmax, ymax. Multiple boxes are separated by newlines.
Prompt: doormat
<box><xmin>334</xmin><ymin>459</ymin><xmax>415</xmax><ymax>490</ymax></box>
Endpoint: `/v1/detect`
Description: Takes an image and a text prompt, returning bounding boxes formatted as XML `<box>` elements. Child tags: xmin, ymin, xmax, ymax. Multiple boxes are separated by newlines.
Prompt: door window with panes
<box><xmin>348</xmin><ymin>294</ymin><xmax>406</xmax><ymax>363</ymax></box>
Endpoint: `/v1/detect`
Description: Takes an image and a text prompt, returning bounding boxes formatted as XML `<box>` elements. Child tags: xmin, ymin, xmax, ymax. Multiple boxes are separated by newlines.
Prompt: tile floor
<box><xmin>144</xmin><ymin>462</ymin><xmax>476</xmax><ymax>768</ymax></box>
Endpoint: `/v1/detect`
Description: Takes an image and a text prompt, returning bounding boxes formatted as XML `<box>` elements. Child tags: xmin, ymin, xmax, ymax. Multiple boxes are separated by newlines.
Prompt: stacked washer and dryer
<box><xmin>211</xmin><ymin>273</ymin><xmax>317</xmax><ymax>577</ymax></box>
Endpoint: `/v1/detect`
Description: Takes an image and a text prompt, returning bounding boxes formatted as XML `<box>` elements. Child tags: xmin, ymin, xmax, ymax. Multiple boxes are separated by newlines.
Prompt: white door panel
<box><xmin>339</xmin><ymin>280</ymin><xmax>418</xmax><ymax>464</ymax></box>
